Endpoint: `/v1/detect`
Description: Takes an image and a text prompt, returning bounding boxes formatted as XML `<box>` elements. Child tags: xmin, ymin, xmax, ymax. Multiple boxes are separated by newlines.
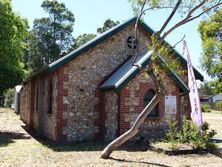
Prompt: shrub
<box><xmin>4</xmin><ymin>88</ymin><xmax>14</xmax><ymax>108</ymax></box>
<box><xmin>166</xmin><ymin>120</ymin><xmax>178</xmax><ymax>149</ymax></box>
<box><xmin>201</xmin><ymin>104</ymin><xmax>211</xmax><ymax>113</ymax></box>
<box><xmin>216</xmin><ymin>102</ymin><xmax>222</xmax><ymax>111</ymax></box>
<box><xmin>166</xmin><ymin>117</ymin><xmax>217</xmax><ymax>150</ymax></box>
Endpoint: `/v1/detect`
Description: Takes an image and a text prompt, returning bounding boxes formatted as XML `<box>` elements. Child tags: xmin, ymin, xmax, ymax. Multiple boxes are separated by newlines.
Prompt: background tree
<box><xmin>101</xmin><ymin>0</ymin><xmax>222</xmax><ymax>159</ymax></box>
<box><xmin>71</xmin><ymin>19</ymin><xmax>119</xmax><ymax>50</ymax></box>
<box><xmin>97</xmin><ymin>19</ymin><xmax>120</xmax><ymax>34</ymax></box>
<box><xmin>0</xmin><ymin>0</ymin><xmax>28</xmax><ymax>95</ymax></box>
<box><xmin>198</xmin><ymin>9</ymin><xmax>222</xmax><ymax>94</ymax></box>
<box><xmin>72</xmin><ymin>33</ymin><xmax>96</xmax><ymax>50</ymax></box>
<box><xmin>27</xmin><ymin>0</ymin><xmax>75</xmax><ymax>73</ymax></box>
<box><xmin>199</xmin><ymin>82</ymin><xmax>214</xmax><ymax>97</ymax></box>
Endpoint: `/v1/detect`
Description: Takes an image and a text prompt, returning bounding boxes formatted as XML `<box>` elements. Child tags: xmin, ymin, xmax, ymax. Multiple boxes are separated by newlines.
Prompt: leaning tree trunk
<box><xmin>101</xmin><ymin>94</ymin><xmax>159</xmax><ymax>159</ymax></box>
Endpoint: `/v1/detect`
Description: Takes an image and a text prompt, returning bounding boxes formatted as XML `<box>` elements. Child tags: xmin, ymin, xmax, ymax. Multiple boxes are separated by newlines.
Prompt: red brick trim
<box><xmin>118</xmin><ymin>81</ymin><xmax>181</xmax><ymax>135</ymax></box>
<box><xmin>55</xmin><ymin>67</ymin><xmax>69</xmax><ymax>141</ymax></box>
<box><xmin>94</xmin><ymin>89</ymin><xmax>106</xmax><ymax>140</ymax></box>
<box><xmin>119</xmin><ymin>88</ymin><xmax>130</xmax><ymax>134</ymax></box>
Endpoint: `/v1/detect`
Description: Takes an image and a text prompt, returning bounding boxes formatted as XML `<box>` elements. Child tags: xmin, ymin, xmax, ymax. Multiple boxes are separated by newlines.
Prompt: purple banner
<box><xmin>183</xmin><ymin>41</ymin><xmax>203</xmax><ymax>128</ymax></box>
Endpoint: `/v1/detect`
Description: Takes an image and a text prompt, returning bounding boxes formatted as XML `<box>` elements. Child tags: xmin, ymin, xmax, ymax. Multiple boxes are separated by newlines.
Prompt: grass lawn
<box><xmin>0</xmin><ymin>108</ymin><xmax>222</xmax><ymax>166</ymax></box>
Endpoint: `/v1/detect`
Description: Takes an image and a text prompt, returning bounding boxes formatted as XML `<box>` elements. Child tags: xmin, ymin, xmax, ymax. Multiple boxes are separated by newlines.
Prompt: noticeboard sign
<box><xmin>165</xmin><ymin>96</ymin><xmax>177</xmax><ymax>114</ymax></box>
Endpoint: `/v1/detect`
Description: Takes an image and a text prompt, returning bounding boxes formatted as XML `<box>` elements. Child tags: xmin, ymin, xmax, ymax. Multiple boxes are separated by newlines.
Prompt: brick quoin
<box><xmin>55</xmin><ymin>67</ymin><xmax>69</xmax><ymax>141</ymax></box>
<box><xmin>119</xmin><ymin>78</ymin><xmax>185</xmax><ymax>134</ymax></box>
<box><xmin>119</xmin><ymin>80</ymin><xmax>167</xmax><ymax>135</ymax></box>
<box><xmin>94</xmin><ymin>88</ymin><xmax>106</xmax><ymax>140</ymax></box>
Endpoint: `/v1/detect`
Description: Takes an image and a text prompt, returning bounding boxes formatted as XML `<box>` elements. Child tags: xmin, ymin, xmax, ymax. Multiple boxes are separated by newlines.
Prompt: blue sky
<box><xmin>11</xmin><ymin>0</ymin><xmax>210</xmax><ymax>81</ymax></box>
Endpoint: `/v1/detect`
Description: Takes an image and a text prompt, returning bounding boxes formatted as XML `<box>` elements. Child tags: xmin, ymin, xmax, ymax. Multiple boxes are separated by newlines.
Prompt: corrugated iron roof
<box><xmin>100</xmin><ymin>51</ymin><xmax>189</xmax><ymax>94</ymax></box>
<box><xmin>100</xmin><ymin>51</ymin><xmax>153</xmax><ymax>90</ymax></box>
<box><xmin>25</xmin><ymin>17</ymin><xmax>204</xmax><ymax>83</ymax></box>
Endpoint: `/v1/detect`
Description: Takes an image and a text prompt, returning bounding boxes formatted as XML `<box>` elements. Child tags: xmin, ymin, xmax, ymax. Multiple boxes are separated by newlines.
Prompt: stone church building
<box><xmin>20</xmin><ymin>17</ymin><xmax>203</xmax><ymax>142</ymax></box>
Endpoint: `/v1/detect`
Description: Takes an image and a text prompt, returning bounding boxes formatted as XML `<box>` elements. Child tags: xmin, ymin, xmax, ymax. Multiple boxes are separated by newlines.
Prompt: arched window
<box><xmin>144</xmin><ymin>90</ymin><xmax>159</xmax><ymax>118</ymax></box>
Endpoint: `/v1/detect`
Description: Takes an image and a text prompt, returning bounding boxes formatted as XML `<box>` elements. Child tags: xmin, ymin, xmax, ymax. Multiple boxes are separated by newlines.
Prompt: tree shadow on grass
<box><xmin>21</xmin><ymin>125</ymin><xmax>159</xmax><ymax>153</ymax></box>
<box><xmin>109</xmin><ymin>157</ymin><xmax>171</xmax><ymax>167</ymax></box>
<box><xmin>35</xmin><ymin>138</ymin><xmax>153</xmax><ymax>152</ymax></box>
<box><xmin>210</xmin><ymin>149</ymin><xmax>222</xmax><ymax>159</ymax></box>
<box><xmin>22</xmin><ymin>125</ymin><xmax>107</xmax><ymax>152</ymax></box>
<box><xmin>0</xmin><ymin>131</ymin><xmax>31</xmax><ymax>147</ymax></box>
<box><xmin>209</xmin><ymin>138</ymin><xmax>222</xmax><ymax>159</ymax></box>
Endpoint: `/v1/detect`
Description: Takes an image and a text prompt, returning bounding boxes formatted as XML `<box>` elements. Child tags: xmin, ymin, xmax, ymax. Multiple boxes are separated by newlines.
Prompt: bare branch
<box><xmin>132</xmin><ymin>0</ymin><xmax>147</xmax><ymax>66</ymax></box>
<box><xmin>173</xmin><ymin>35</ymin><xmax>186</xmax><ymax>48</ymax></box>
<box><xmin>186</xmin><ymin>0</ymin><xmax>207</xmax><ymax>19</ymax></box>
<box><xmin>161</xmin><ymin>1</ymin><xmax>222</xmax><ymax>40</ymax></box>
<box><xmin>158</xmin><ymin>0</ymin><xmax>182</xmax><ymax>36</ymax></box>
<box><xmin>186</xmin><ymin>2</ymin><xmax>222</xmax><ymax>22</ymax></box>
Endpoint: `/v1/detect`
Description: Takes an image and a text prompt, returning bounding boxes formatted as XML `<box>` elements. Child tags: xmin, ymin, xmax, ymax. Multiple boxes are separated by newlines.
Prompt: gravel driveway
<box><xmin>0</xmin><ymin>108</ymin><xmax>222</xmax><ymax>167</ymax></box>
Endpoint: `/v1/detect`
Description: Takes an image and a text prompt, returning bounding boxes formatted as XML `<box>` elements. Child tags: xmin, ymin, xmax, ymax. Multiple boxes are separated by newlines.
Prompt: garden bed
<box><xmin>151</xmin><ymin>141</ymin><xmax>222</xmax><ymax>156</ymax></box>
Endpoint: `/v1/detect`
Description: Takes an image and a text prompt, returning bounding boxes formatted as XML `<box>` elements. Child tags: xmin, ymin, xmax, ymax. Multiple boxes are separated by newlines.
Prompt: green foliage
<box><xmin>97</xmin><ymin>19</ymin><xmax>120</xmax><ymax>34</ymax></box>
<box><xmin>145</xmin><ymin>35</ymin><xmax>185</xmax><ymax>91</ymax></box>
<box><xmin>166</xmin><ymin>117</ymin><xmax>217</xmax><ymax>150</ymax></box>
<box><xmin>69</xmin><ymin>19</ymin><xmax>119</xmax><ymax>51</ymax></box>
<box><xmin>216</xmin><ymin>102</ymin><xmax>222</xmax><ymax>111</ymax></box>
<box><xmin>3</xmin><ymin>89</ymin><xmax>14</xmax><ymax>108</ymax></box>
<box><xmin>128</xmin><ymin>0</ymin><xmax>220</xmax><ymax>16</ymax></box>
<box><xmin>177</xmin><ymin>117</ymin><xmax>190</xmax><ymax>143</ymax></box>
<box><xmin>198</xmin><ymin>9</ymin><xmax>222</xmax><ymax>93</ymax></box>
<box><xmin>166</xmin><ymin>119</ymin><xmax>178</xmax><ymax>149</ymax></box>
<box><xmin>201</xmin><ymin>104</ymin><xmax>211</xmax><ymax>113</ymax></box>
<box><xmin>73</xmin><ymin>33</ymin><xmax>96</xmax><ymax>50</ymax></box>
<box><xmin>26</xmin><ymin>0</ymin><xmax>75</xmax><ymax>73</ymax></box>
<box><xmin>199</xmin><ymin>82</ymin><xmax>214</xmax><ymax>97</ymax></box>
<box><xmin>0</xmin><ymin>0</ymin><xmax>28</xmax><ymax>95</ymax></box>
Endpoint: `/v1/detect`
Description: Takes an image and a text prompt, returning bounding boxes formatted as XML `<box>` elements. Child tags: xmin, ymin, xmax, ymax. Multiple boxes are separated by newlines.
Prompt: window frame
<box><xmin>47</xmin><ymin>79</ymin><xmax>53</xmax><ymax>114</ymax></box>
<box><xmin>144</xmin><ymin>90</ymin><xmax>159</xmax><ymax>118</ymax></box>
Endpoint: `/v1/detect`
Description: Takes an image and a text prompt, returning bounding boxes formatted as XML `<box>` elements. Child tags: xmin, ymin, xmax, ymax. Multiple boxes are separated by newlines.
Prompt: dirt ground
<box><xmin>0</xmin><ymin>108</ymin><xmax>222</xmax><ymax>167</ymax></box>
<box><xmin>202</xmin><ymin>111</ymin><xmax>222</xmax><ymax>139</ymax></box>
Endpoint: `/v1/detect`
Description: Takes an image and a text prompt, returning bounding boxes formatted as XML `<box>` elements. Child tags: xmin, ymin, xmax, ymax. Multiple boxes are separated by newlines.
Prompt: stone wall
<box><xmin>60</xmin><ymin>25</ymin><xmax>151</xmax><ymax>141</ymax></box>
<box><xmin>20</xmin><ymin>22</ymin><xmax>192</xmax><ymax>142</ymax></box>
<box><xmin>43</xmin><ymin>73</ymin><xmax>57</xmax><ymax>140</ymax></box>
<box><xmin>20</xmin><ymin>82</ymin><xmax>31</xmax><ymax>125</ymax></box>
<box><xmin>20</xmin><ymin>72</ymin><xmax>58</xmax><ymax>140</ymax></box>
<box><xmin>119</xmin><ymin>69</ymin><xmax>181</xmax><ymax>139</ymax></box>
<box><xmin>104</xmin><ymin>91</ymin><xmax>119</xmax><ymax>141</ymax></box>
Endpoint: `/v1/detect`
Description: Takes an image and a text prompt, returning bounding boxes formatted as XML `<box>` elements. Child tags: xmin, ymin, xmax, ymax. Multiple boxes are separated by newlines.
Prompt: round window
<box><xmin>126</xmin><ymin>36</ymin><xmax>137</xmax><ymax>49</ymax></box>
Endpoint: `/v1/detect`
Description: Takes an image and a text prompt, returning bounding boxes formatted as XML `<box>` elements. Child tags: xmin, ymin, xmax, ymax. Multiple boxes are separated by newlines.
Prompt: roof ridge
<box><xmin>25</xmin><ymin>16</ymin><xmax>203</xmax><ymax>83</ymax></box>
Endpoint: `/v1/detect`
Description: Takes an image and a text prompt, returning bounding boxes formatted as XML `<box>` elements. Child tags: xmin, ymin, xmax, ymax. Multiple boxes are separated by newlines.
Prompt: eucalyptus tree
<box><xmin>198</xmin><ymin>9</ymin><xmax>222</xmax><ymax>93</ymax></box>
<box><xmin>72</xmin><ymin>34</ymin><xmax>96</xmax><ymax>50</ymax></box>
<box><xmin>101</xmin><ymin>0</ymin><xmax>222</xmax><ymax>159</ymax></box>
<box><xmin>0</xmin><ymin>0</ymin><xmax>28</xmax><ymax>95</ymax></box>
<box><xmin>27</xmin><ymin>0</ymin><xmax>75</xmax><ymax>73</ymax></box>
<box><xmin>71</xmin><ymin>19</ymin><xmax>119</xmax><ymax>50</ymax></box>
<box><xmin>97</xmin><ymin>19</ymin><xmax>120</xmax><ymax>34</ymax></box>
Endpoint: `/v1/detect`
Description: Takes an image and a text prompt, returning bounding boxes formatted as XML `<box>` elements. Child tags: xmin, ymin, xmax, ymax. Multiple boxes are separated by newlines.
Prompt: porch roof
<box><xmin>100</xmin><ymin>51</ymin><xmax>189</xmax><ymax>94</ymax></box>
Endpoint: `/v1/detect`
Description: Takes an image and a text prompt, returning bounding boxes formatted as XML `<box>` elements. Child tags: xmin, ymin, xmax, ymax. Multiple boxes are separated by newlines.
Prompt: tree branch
<box><xmin>172</xmin><ymin>35</ymin><xmax>186</xmax><ymax>48</ymax></box>
<box><xmin>132</xmin><ymin>0</ymin><xmax>147</xmax><ymax>67</ymax></box>
<box><xmin>186</xmin><ymin>0</ymin><xmax>207</xmax><ymax>19</ymax></box>
<box><xmin>186</xmin><ymin>2</ymin><xmax>222</xmax><ymax>22</ymax></box>
<box><xmin>158</xmin><ymin>0</ymin><xmax>182</xmax><ymax>36</ymax></box>
<box><xmin>161</xmin><ymin>1</ymin><xmax>222</xmax><ymax>40</ymax></box>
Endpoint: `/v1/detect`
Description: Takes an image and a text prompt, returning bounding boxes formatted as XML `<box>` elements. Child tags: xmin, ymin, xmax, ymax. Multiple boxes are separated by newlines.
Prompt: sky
<box><xmin>11</xmin><ymin>0</ymin><xmax>211</xmax><ymax>81</ymax></box>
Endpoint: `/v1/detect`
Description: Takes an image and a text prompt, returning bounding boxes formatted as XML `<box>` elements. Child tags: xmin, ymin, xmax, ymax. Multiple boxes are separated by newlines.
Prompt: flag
<box><xmin>183</xmin><ymin>41</ymin><xmax>203</xmax><ymax>128</ymax></box>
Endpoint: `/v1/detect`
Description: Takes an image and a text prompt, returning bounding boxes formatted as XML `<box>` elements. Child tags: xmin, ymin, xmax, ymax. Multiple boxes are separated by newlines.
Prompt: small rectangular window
<box><xmin>47</xmin><ymin>80</ymin><xmax>53</xmax><ymax>114</ymax></box>
<box><xmin>36</xmin><ymin>84</ymin><xmax>39</xmax><ymax>111</ymax></box>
